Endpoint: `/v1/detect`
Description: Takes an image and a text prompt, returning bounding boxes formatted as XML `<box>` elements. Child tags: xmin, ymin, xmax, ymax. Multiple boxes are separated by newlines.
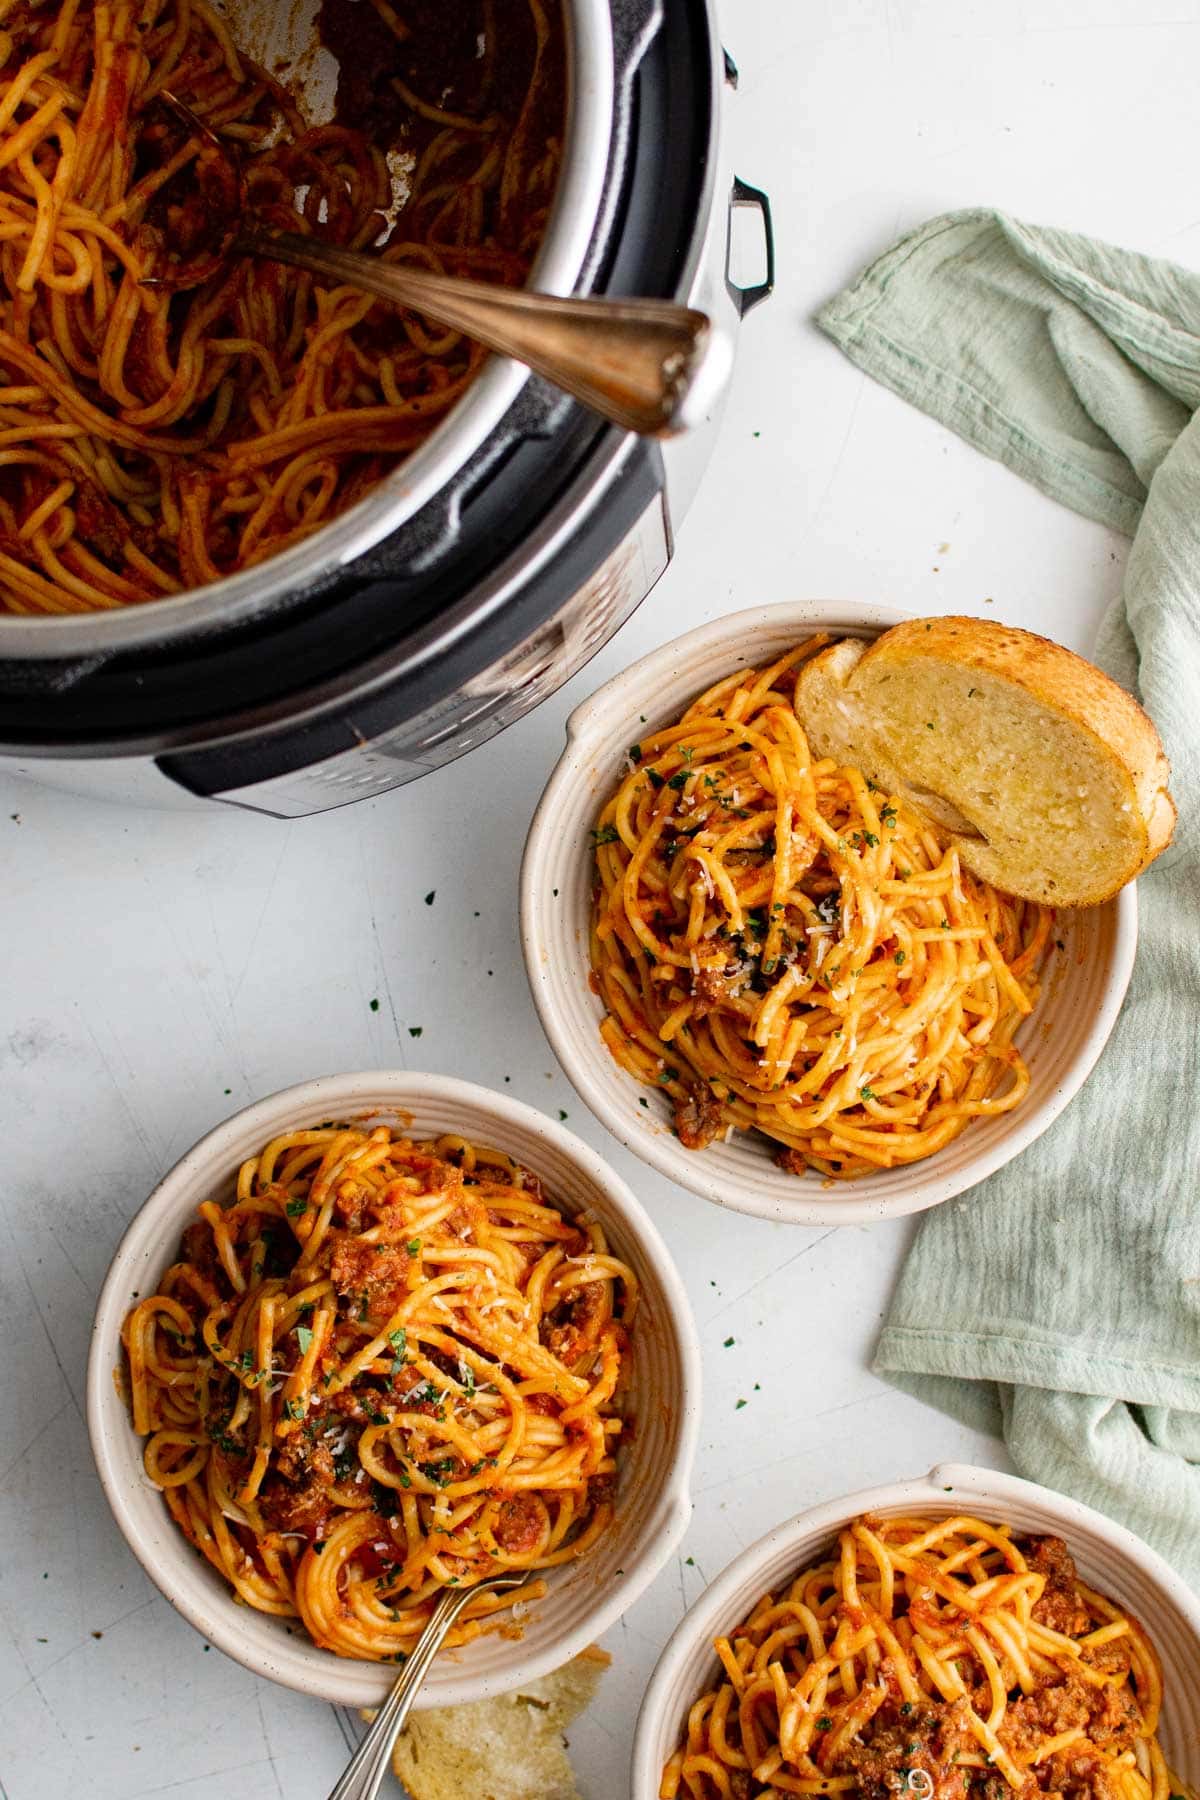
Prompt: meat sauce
<box><xmin>818</xmin><ymin>1538</ymin><xmax>1140</xmax><ymax>1800</ymax></box>
<box><xmin>198</xmin><ymin>1147</ymin><xmax>618</xmax><ymax>1567</ymax></box>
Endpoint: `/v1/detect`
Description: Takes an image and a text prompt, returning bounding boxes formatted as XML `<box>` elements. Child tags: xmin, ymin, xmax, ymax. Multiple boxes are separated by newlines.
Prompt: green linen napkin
<box><xmin>818</xmin><ymin>209</ymin><xmax>1200</xmax><ymax>1586</ymax></box>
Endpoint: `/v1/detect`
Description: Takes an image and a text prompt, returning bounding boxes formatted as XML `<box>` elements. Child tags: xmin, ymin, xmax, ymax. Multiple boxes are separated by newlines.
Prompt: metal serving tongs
<box><xmin>149</xmin><ymin>91</ymin><xmax>730</xmax><ymax>438</ymax></box>
<box><xmin>325</xmin><ymin>1569</ymin><xmax>529</xmax><ymax>1800</ymax></box>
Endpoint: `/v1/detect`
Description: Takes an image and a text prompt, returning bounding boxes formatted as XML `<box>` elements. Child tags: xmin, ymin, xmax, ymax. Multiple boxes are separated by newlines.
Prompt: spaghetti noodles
<box><xmin>121</xmin><ymin>1122</ymin><xmax>634</xmax><ymax>1660</ymax></box>
<box><xmin>590</xmin><ymin>637</ymin><xmax>1055</xmax><ymax>1178</ymax></box>
<box><xmin>661</xmin><ymin>1514</ymin><xmax>1170</xmax><ymax>1800</ymax></box>
<box><xmin>0</xmin><ymin>0</ymin><xmax>562</xmax><ymax>612</ymax></box>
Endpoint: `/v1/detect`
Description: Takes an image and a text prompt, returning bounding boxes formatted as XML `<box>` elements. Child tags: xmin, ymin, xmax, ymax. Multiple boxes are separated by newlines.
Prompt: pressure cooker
<box><xmin>0</xmin><ymin>0</ymin><xmax>772</xmax><ymax>815</ymax></box>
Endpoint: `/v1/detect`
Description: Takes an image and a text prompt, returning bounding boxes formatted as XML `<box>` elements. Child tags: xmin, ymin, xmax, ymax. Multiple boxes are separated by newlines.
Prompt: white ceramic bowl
<box><xmin>521</xmin><ymin>601</ymin><xmax>1138</xmax><ymax>1225</ymax></box>
<box><xmin>87</xmin><ymin>1071</ymin><xmax>701</xmax><ymax>1709</ymax></box>
<box><xmin>632</xmin><ymin>1461</ymin><xmax>1200</xmax><ymax>1799</ymax></box>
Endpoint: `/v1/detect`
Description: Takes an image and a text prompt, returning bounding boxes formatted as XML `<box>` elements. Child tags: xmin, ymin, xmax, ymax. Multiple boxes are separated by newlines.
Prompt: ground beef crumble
<box><xmin>673</xmin><ymin>1081</ymin><xmax>726</xmax><ymax>1149</ymax></box>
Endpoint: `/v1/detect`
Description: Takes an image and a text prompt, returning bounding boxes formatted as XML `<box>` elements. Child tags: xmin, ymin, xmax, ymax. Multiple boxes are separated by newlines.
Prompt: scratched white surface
<box><xmin>2</xmin><ymin>2</ymin><xmax>1196</xmax><ymax>1795</ymax></box>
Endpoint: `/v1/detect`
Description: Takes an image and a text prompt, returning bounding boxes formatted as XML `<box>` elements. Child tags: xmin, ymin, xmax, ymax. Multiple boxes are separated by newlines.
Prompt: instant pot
<box><xmin>0</xmin><ymin>0</ymin><xmax>772</xmax><ymax>815</ymax></box>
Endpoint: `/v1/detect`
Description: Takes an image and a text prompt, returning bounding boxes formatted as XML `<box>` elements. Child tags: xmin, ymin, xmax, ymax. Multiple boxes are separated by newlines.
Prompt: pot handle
<box><xmin>726</xmin><ymin>176</ymin><xmax>775</xmax><ymax>318</ymax></box>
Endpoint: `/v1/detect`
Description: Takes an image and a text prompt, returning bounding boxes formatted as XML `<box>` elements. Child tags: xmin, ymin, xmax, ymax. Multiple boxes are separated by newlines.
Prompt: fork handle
<box><xmin>325</xmin><ymin>1584</ymin><xmax>486</xmax><ymax>1800</ymax></box>
<box><xmin>237</xmin><ymin>228</ymin><xmax>731</xmax><ymax>437</ymax></box>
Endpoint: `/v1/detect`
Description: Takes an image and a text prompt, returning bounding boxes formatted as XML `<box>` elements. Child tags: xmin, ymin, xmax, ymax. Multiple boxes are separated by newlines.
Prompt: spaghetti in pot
<box><xmin>589</xmin><ymin>638</ymin><xmax>1055</xmax><ymax>1179</ymax></box>
<box><xmin>661</xmin><ymin>1514</ymin><xmax>1170</xmax><ymax>1800</ymax></box>
<box><xmin>121</xmin><ymin>1123</ymin><xmax>634</xmax><ymax>1660</ymax></box>
<box><xmin>0</xmin><ymin>0</ymin><xmax>562</xmax><ymax>612</ymax></box>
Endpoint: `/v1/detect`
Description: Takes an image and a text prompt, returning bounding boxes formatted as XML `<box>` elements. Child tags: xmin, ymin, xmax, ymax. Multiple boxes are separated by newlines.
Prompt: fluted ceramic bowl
<box><xmin>87</xmin><ymin>1071</ymin><xmax>701</xmax><ymax>1709</ymax></box>
<box><xmin>521</xmin><ymin>601</ymin><xmax>1137</xmax><ymax>1225</ymax></box>
<box><xmin>632</xmin><ymin>1461</ymin><xmax>1200</xmax><ymax>1798</ymax></box>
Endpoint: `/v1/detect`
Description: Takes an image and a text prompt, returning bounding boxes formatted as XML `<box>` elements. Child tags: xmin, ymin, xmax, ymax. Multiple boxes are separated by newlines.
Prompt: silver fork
<box><xmin>326</xmin><ymin>1570</ymin><xmax>529</xmax><ymax>1800</ymax></box>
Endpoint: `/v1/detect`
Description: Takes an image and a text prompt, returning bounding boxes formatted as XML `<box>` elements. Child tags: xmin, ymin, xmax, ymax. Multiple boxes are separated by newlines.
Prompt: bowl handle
<box><xmin>564</xmin><ymin>661</ymin><xmax>649</xmax><ymax>747</ymax></box>
<box><xmin>926</xmin><ymin>1461</ymin><xmax>1006</xmax><ymax>1498</ymax></box>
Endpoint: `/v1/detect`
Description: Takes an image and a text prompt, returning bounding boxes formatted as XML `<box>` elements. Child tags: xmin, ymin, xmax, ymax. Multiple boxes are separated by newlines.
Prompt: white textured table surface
<box><xmin>2</xmin><ymin>2</ymin><xmax>1192</xmax><ymax>1794</ymax></box>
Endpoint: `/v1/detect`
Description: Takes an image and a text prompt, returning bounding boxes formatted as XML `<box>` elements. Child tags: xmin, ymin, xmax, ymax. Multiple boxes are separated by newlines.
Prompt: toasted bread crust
<box><xmin>796</xmin><ymin>615</ymin><xmax>1174</xmax><ymax>906</ymax></box>
<box><xmin>861</xmin><ymin>616</ymin><xmax>1175</xmax><ymax>859</ymax></box>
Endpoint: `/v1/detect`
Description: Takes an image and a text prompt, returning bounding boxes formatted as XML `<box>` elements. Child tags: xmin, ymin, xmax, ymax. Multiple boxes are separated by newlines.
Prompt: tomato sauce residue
<box><xmin>317</xmin><ymin>0</ymin><xmax>566</xmax><ymax>220</ymax></box>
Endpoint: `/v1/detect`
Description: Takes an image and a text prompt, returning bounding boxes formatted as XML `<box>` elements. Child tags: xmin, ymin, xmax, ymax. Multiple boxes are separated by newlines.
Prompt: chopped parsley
<box><xmin>368</xmin><ymin>998</ymin><xmax>380</xmax><ymax>1013</ymax></box>
<box><xmin>424</xmin><ymin>890</ymin><xmax>435</xmax><ymax>905</ymax></box>
<box><xmin>208</xmin><ymin>1415</ymin><xmax>242</xmax><ymax>1455</ymax></box>
<box><xmin>590</xmin><ymin>824</ymin><xmax>620</xmax><ymax>846</ymax></box>
<box><xmin>407</xmin><ymin>1238</ymin><xmax>421</xmax><ymax>1256</ymax></box>
<box><xmin>285</xmin><ymin>1197</ymin><xmax>307</xmax><ymax>1218</ymax></box>
<box><xmin>860</xmin><ymin>1085</ymin><xmax>878</xmax><ymax>1102</ymax></box>
<box><xmin>723</xmin><ymin>1336</ymin><xmax>735</xmax><ymax>1348</ymax></box>
<box><xmin>418</xmin><ymin>1457</ymin><xmax>456</xmax><ymax>1488</ymax></box>
<box><xmin>408</xmin><ymin>1025</ymin><xmax>423</xmax><ymax>1038</ymax></box>
<box><xmin>894</xmin><ymin>949</ymin><xmax>906</xmax><ymax>965</ymax></box>
<box><xmin>295</xmin><ymin>1326</ymin><xmax>313</xmax><ymax>1355</ymax></box>
<box><xmin>628</xmin><ymin>744</ymin><xmax>642</xmax><ymax>763</ymax></box>
<box><xmin>372</xmin><ymin>1481</ymin><xmax>399</xmax><ymax>1520</ymax></box>
<box><xmin>667</xmin><ymin>772</ymin><xmax>688</xmax><ymax>790</ymax></box>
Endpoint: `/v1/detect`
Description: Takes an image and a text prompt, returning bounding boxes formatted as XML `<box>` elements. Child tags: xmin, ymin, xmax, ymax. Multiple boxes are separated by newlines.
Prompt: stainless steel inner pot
<box><xmin>0</xmin><ymin>0</ymin><xmax>615</xmax><ymax>659</ymax></box>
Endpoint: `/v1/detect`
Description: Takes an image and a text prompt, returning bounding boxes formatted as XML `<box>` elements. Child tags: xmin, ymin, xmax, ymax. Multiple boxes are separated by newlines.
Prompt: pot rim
<box><xmin>0</xmin><ymin>0</ymin><xmax>616</xmax><ymax>660</ymax></box>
